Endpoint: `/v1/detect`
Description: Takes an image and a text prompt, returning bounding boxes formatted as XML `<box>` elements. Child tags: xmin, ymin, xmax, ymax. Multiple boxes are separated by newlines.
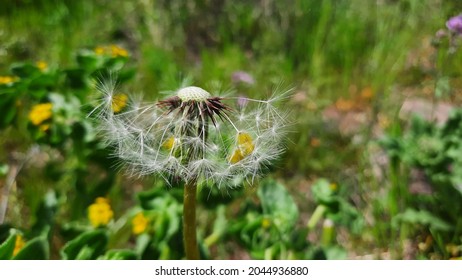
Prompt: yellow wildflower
<box><xmin>111</xmin><ymin>93</ymin><xmax>128</xmax><ymax>113</ymax></box>
<box><xmin>261</xmin><ymin>218</ymin><xmax>271</xmax><ymax>229</ymax></box>
<box><xmin>88</xmin><ymin>197</ymin><xmax>114</xmax><ymax>227</ymax></box>
<box><xmin>13</xmin><ymin>235</ymin><xmax>25</xmax><ymax>257</ymax></box>
<box><xmin>132</xmin><ymin>212</ymin><xmax>149</xmax><ymax>235</ymax></box>
<box><xmin>0</xmin><ymin>76</ymin><xmax>19</xmax><ymax>85</ymax></box>
<box><xmin>110</xmin><ymin>45</ymin><xmax>128</xmax><ymax>57</ymax></box>
<box><xmin>28</xmin><ymin>103</ymin><xmax>53</xmax><ymax>126</ymax></box>
<box><xmin>329</xmin><ymin>183</ymin><xmax>338</xmax><ymax>191</ymax></box>
<box><xmin>229</xmin><ymin>132</ymin><xmax>255</xmax><ymax>164</ymax></box>
<box><xmin>94</xmin><ymin>45</ymin><xmax>129</xmax><ymax>57</ymax></box>
<box><xmin>94</xmin><ymin>46</ymin><xmax>105</xmax><ymax>55</ymax></box>
<box><xmin>36</xmin><ymin>61</ymin><xmax>48</xmax><ymax>71</ymax></box>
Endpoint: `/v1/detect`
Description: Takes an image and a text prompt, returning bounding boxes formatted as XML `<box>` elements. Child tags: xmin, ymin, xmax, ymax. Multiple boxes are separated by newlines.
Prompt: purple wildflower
<box><xmin>231</xmin><ymin>71</ymin><xmax>255</xmax><ymax>85</ymax></box>
<box><xmin>447</xmin><ymin>14</ymin><xmax>462</xmax><ymax>34</ymax></box>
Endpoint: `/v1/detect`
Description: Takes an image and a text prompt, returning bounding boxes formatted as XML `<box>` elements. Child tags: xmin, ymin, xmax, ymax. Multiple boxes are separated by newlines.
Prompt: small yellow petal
<box><xmin>229</xmin><ymin>149</ymin><xmax>244</xmax><ymax>164</ymax></box>
<box><xmin>13</xmin><ymin>235</ymin><xmax>25</xmax><ymax>257</ymax></box>
<box><xmin>162</xmin><ymin>136</ymin><xmax>176</xmax><ymax>151</ymax></box>
<box><xmin>132</xmin><ymin>212</ymin><xmax>149</xmax><ymax>235</ymax></box>
<box><xmin>237</xmin><ymin>132</ymin><xmax>253</xmax><ymax>145</ymax></box>
<box><xmin>237</xmin><ymin>132</ymin><xmax>254</xmax><ymax>156</ymax></box>
<box><xmin>111</xmin><ymin>93</ymin><xmax>128</xmax><ymax>113</ymax></box>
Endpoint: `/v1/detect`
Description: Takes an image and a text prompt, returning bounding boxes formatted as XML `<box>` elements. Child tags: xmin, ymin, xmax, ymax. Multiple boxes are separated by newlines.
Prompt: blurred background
<box><xmin>1</xmin><ymin>0</ymin><xmax>462</xmax><ymax>260</ymax></box>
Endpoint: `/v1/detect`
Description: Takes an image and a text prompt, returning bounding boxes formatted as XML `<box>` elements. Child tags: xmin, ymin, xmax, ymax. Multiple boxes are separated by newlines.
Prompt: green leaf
<box><xmin>31</xmin><ymin>191</ymin><xmax>58</xmax><ymax>237</ymax></box>
<box><xmin>0</xmin><ymin>231</ymin><xmax>17</xmax><ymax>260</ymax></box>
<box><xmin>61</xmin><ymin>230</ymin><xmax>108</xmax><ymax>260</ymax></box>
<box><xmin>75</xmin><ymin>246</ymin><xmax>95</xmax><ymax>260</ymax></box>
<box><xmin>76</xmin><ymin>50</ymin><xmax>102</xmax><ymax>71</ymax></box>
<box><xmin>13</xmin><ymin>236</ymin><xmax>49</xmax><ymax>260</ymax></box>
<box><xmin>392</xmin><ymin>208</ymin><xmax>452</xmax><ymax>232</ymax></box>
<box><xmin>65</xmin><ymin>68</ymin><xmax>89</xmax><ymax>89</ymax></box>
<box><xmin>0</xmin><ymin>164</ymin><xmax>9</xmax><ymax>177</ymax></box>
<box><xmin>100</xmin><ymin>249</ymin><xmax>138</xmax><ymax>260</ymax></box>
<box><xmin>10</xmin><ymin>62</ymin><xmax>40</xmax><ymax>78</ymax></box>
<box><xmin>135</xmin><ymin>233</ymin><xmax>151</xmax><ymax>256</ymax></box>
<box><xmin>323</xmin><ymin>246</ymin><xmax>347</xmax><ymax>260</ymax></box>
<box><xmin>435</xmin><ymin>76</ymin><xmax>450</xmax><ymax>99</ymax></box>
<box><xmin>311</xmin><ymin>179</ymin><xmax>337</xmax><ymax>205</ymax></box>
<box><xmin>257</xmin><ymin>179</ymin><xmax>298</xmax><ymax>231</ymax></box>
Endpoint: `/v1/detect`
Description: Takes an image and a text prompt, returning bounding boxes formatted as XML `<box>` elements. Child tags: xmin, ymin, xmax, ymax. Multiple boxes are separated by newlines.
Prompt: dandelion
<box><xmin>110</xmin><ymin>45</ymin><xmax>128</xmax><ymax>57</ymax></box>
<box><xmin>36</xmin><ymin>61</ymin><xmax>48</xmax><ymax>72</ymax></box>
<box><xmin>93</xmin><ymin>83</ymin><xmax>290</xmax><ymax>186</ymax></box>
<box><xmin>88</xmin><ymin>197</ymin><xmax>114</xmax><ymax>228</ymax></box>
<box><xmin>28</xmin><ymin>103</ymin><xmax>53</xmax><ymax>126</ymax></box>
<box><xmin>94</xmin><ymin>46</ymin><xmax>105</xmax><ymax>55</ymax></box>
<box><xmin>132</xmin><ymin>212</ymin><xmax>149</xmax><ymax>235</ymax></box>
<box><xmin>0</xmin><ymin>76</ymin><xmax>19</xmax><ymax>85</ymax></box>
<box><xmin>91</xmin><ymin>78</ymin><xmax>291</xmax><ymax>259</ymax></box>
<box><xmin>13</xmin><ymin>235</ymin><xmax>25</xmax><ymax>256</ymax></box>
<box><xmin>94</xmin><ymin>45</ymin><xmax>129</xmax><ymax>57</ymax></box>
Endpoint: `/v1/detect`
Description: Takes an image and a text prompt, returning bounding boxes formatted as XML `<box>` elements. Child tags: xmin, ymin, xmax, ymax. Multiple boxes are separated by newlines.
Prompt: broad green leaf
<box><xmin>392</xmin><ymin>208</ymin><xmax>452</xmax><ymax>232</ymax></box>
<box><xmin>10</xmin><ymin>62</ymin><xmax>40</xmax><ymax>78</ymax></box>
<box><xmin>135</xmin><ymin>234</ymin><xmax>151</xmax><ymax>256</ymax></box>
<box><xmin>61</xmin><ymin>230</ymin><xmax>108</xmax><ymax>260</ymax></box>
<box><xmin>311</xmin><ymin>179</ymin><xmax>337</xmax><ymax>205</ymax></box>
<box><xmin>0</xmin><ymin>231</ymin><xmax>17</xmax><ymax>260</ymax></box>
<box><xmin>76</xmin><ymin>50</ymin><xmax>102</xmax><ymax>71</ymax></box>
<box><xmin>13</xmin><ymin>236</ymin><xmax>49</xmax><ymax>260</ymax></box>
<box><xmin>257</xmin><ymin>179</ymin><xmax>298</xmax><ymax>231</ymax></box>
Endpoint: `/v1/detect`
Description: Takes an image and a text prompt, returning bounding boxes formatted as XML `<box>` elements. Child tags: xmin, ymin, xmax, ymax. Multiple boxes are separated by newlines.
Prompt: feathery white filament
<box><xmin>92</xmin><ymin>82</ymin><xmax>290</xmax><ymax>188</ymax></box>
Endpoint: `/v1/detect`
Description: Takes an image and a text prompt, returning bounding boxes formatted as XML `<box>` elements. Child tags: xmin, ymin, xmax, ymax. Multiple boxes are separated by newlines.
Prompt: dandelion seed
<box><xmin>92</xmin><ymin>79</ymin><xmax>291</xmax><ymax>188</ymax></box>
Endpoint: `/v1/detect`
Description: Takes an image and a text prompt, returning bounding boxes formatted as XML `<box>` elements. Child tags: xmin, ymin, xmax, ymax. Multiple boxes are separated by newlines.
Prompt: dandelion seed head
<box><xmin>177</xmin><ymin>86</ymin><xmax>211</xmax><ymax>102</ymax></box>
<box><xmin>92</xmin><ymin>81</ymin><xmax>291</xmax><ymax>188</ymax></box>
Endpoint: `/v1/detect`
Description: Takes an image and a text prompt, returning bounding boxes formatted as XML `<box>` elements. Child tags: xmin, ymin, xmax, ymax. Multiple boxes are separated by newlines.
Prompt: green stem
<box><xmin>307</xmin><ymin>204</ymin><xmax>327</xmax><ymax>231</ymax></box>
<box><xmin>183</xmin><ymin>181</ymin><xmax>199</xmax><ymax>260</ymax></box>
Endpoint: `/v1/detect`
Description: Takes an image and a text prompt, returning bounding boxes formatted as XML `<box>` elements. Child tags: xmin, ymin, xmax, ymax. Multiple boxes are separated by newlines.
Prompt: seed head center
<box><xmin>177</xmin><ymin>86</ymin><xmax>211</xmax><ymax>102</ymax></box>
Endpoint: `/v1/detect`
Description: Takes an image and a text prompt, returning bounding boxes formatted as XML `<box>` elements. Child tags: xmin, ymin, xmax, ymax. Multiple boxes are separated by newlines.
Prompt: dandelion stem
<box><xmin>183</xmin><ymin>180</ymin><xmax>199</xmax><ymax>259</ymax></box>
